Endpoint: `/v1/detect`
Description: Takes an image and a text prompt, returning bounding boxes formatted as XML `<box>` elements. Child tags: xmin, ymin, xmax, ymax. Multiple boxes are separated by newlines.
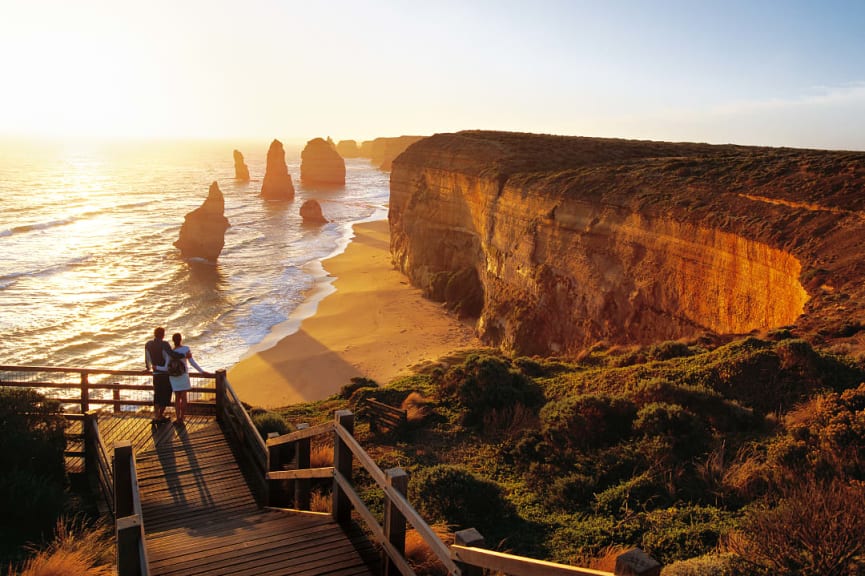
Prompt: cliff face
<box><xmin>389</xmin><ymin>131</ymin><xmax>865</xmax><ymax>355</ymax></box>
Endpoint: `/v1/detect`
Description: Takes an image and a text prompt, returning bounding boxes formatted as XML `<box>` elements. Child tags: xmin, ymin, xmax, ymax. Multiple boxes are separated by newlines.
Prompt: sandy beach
<box><xmin>227</xmin><ymin>219</ymin><xmax>481</xmax><ymax>408</ymax></box>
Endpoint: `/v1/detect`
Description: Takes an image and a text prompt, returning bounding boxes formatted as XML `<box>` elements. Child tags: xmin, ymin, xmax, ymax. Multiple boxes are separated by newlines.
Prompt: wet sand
<box><xmin>227</xmin><ymin>219</ymin><xmax>480</xmax><ymax>408</ymax></box>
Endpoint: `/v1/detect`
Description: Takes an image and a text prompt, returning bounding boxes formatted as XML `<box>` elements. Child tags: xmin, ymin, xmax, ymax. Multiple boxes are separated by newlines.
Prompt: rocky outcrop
<box><xmin>233</xmin><ymin>149</ymin><xmax>250</xmax><ymax>181</ymax></box>
<box><xmin>261</xmin><ymin>139</ymin><xmax>295</xmax><ymax>200</ymax></box>
<box><xmin>336</xmin><ymin>140</ymin><xmax>361</xmax><ymax>158</ymax></box>
<box><xmin>359</xmin><ymin>136</ymin><xmax>426</xmax><ymax>171</ymax></box>
<box><xmin>300</xmin><ymin>199</ymin><xmax>328</xmax><ymax>224</ymax></box>
<box><xmin>389</xmin><ymin>131</ymin><xmax>865</xmax><ymax>356</ymax></box>
<box><xmin>174</xmin><ymin>181</ymin><xmax>230</xmax><ymax>261</ymax></box>
<box><xmin>301</xmin><ymin>137</ymin><xmax>346</xmax><ymax>186</ymax></box>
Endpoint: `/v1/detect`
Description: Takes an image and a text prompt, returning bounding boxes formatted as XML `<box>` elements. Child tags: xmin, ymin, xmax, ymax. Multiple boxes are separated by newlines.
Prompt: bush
<box><xmin>0</xmin><ymin>388</ymin><xmax>67</xmax><ymax>561</ymax></box>
<box><xmin>638</xmin><ymin>505</ymin><xmax>736</xmax><ymax>565</ymax></box>
<box><xmin>436</xmin><ymin>354</ymin><xmax>543</xmax><ymax>426</ymax></box>
<box><xmin>729</xmin><ymin>477</ymin><xmax>865</xmax><ymax>576</ymax></box>
<box><xmin>548</xmin><ymin>473</ymin><xmax>596</xmax><ymax>509</ymax></box>
<box><xmin>593</xmin><ymin>471</ymin><xmax>666</xmax><ymax>515</ymax></box>
<box><xmin>633</xmin><ymin>403</ymin><xmax>709</xmax><ymax>457</ymax></box>
<box><xmin>540</xmin><ymin>394</ymin><xmax>636</xmax><ymax>452</ymax></box>
<box><xmin>340</xmin><ymin>377</ymin><xmax>378</xmax><ymax>400</ymax></box>
<box><xmin>252</xmin><ymin>411</ymin><xmax>292</xmax><ymax>438</ymax></box>
<box><xmin>413</xmin><ymin>465</ymin><xmax>508</xmax><ymax>532</ymax></box>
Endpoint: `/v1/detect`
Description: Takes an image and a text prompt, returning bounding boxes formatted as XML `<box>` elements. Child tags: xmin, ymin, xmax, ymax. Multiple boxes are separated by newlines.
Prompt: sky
<box><xmin>1</xmin><ymin>0</ymin><xmax>864</xmax><ymax>150</ymax></box>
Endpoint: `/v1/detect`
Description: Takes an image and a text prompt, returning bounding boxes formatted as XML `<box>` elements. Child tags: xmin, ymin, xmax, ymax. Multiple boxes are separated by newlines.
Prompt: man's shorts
<box><xmin>153</xmin><ymin>372</ymin><xmax>173</xmax><ymax>407</ymax></box>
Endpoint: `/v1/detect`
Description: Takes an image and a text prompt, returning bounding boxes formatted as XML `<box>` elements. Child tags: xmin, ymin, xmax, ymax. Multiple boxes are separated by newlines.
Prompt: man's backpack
<box><xmin>167</xmin><ymin>354</ymin><xmax>186</xmax><ymax>377</ymax></box>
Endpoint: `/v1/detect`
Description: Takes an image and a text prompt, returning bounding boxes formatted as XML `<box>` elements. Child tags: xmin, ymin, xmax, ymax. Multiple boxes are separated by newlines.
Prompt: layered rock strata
<box><xmin>389</xmin><ymin>131</ymin><xmax>865</xmax><ymax>355</ymax></box>
<box><xmin>359</xmin><ymin>135</ymin><xmax>426</xmax><ymax>171</ymax></box>
<box><xmin>233</xmin><ymin>149</ymin><xmax>250</xmax><ymax>180</ymax></box>
<box><xmin>300</xmin><ymin>138</ymin><xmax>346</xmax><ymax>186</ymax></box>
<box><xmin>174</xmin><ymin>181</ymin><xmax>230</xmax><ymax>261</ymax></box>
<box><xmin>261</xmin><ymin>139</ymin><xmax>295</xmax><ymax>200</ymax></box>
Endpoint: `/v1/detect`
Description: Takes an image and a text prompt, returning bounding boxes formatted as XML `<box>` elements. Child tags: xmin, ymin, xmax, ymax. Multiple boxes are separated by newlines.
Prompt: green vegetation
<box><xmin>275</xmin><ymin>338</ymin><xmax>865</xmax><ymax>573</ymax></box>
<box><xmin>0</xmin><ymin>388</ymin><xmax>108</xmax><ymax>573</ymax></box>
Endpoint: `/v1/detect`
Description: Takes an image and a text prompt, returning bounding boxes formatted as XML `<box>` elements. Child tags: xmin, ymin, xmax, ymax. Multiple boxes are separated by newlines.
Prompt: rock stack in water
<box><xmin>233</xmin><ymin>149</ymin><xmax>250</xmax><ymax>181</ymax></box>
<box><xmin>300</xmin><ymin>199</ymin><xmax>328</xmax><ymax>224</ymax></box>
<box><xmin>261</xmin><ymin>139</ymin><xmax>295</xmax><ymax>200</ymax></box>
<box><xmin>174</xmin><ymin>181</ymin><xmax>230</xmax><ymax>261</ymax></box>
<box><xmin>300</xmin><ymin>137</ymin><xmax>346</xmax><ymax>186</ymax></box>
<box><xmin>336</xmin><ymin>140</ymin><xmax>361</xmax><ymax>158</ymax></box>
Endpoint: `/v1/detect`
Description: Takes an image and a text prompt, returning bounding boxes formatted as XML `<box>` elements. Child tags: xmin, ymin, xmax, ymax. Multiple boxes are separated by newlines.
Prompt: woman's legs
<box><xmin>177</xmin><ymin>390</ymin><xmax>188</xmax><ymax>423</ymax></box>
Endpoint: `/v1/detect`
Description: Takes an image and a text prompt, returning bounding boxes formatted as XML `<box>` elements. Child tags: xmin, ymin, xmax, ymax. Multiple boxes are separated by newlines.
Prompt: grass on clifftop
<box><xmin>273</xmin><ymin>335</ymin><xmax>865</xmax><ymax>575</ymax></box>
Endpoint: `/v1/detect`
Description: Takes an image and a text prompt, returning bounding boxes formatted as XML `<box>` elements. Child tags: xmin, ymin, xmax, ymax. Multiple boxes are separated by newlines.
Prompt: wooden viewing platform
<box><xmin>102</xmin><ymin>412</ymin><xmax>376</xmax><ymax>576</ymax></box>
<box><xmin>0</xmin><ymin>365</ymin><xmax>661</xmax><ymax>576</ymax></box>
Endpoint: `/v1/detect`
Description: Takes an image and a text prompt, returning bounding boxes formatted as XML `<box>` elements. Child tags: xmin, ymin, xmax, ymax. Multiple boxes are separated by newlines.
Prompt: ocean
<box><xmin>0</xmin><ymin>138</ymin><xmax>390</xmax><ymax>373</ymax></box>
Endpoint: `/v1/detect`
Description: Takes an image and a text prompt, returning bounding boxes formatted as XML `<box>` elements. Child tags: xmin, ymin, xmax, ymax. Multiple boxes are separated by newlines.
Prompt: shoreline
<box><xmin>226</xmin><ymin>219</ymin><xmax>481</xmax><ymax>408</ymax></box>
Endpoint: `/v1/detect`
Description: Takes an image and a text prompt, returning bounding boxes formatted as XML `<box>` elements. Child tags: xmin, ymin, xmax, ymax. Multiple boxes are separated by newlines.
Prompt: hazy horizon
<box><xmin>3</xmin><ymin>0</ymin><xmax>865</xmax><ymax>151</ymax></box>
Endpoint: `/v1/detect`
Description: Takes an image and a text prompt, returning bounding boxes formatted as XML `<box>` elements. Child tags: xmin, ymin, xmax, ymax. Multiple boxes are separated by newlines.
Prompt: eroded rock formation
<box><xmin>233</xmin><ymin>149</ymin><xmax>250</xmax><ymax>181</ymax></box>
<box><xmin>174</xmin><ymin>181</ymin><xmax>230</xmax><ymax>261</ymax></box>
<box><xmin>359</xmin><ymin>136</ymin><xmax>426</xmax><ymax>171</ymax></box>
<box><xmin>261</xmin><ymin>139</ymin><xmax>295</xmax><ymax>200</ymax></box>
<box><xmin>336</xmin><ymin>140</ymin><xmax>361</xmax><ymax>158</ymax></box>
<box><xmin>300</xmin><ymin>199</ymin><xmax>328</xmax><ymax>224</ymax></box>
<box><xmin>389</xmin><ymin>131</ymin><xmax>865</xmax><ymax>355</ymax></box>
<box><xmin>301</xmin><ymin>138</ymin><xmax>346</xmax><ymax>186</ymax></box>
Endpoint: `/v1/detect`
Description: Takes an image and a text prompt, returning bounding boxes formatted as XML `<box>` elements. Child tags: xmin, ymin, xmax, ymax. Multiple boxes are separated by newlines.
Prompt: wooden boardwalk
<box><xmin>98</xmin><ymin>413</ymin><xmax>377</xmax><ymax>576</ymax></box>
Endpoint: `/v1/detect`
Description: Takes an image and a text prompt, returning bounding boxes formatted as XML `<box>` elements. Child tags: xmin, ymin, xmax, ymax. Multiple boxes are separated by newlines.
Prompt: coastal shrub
<box><xmin>593</xmin><ymin>471</ymin><xmax>667</xmax><ymax>515</ymax></box>
<box><xmin>436</xmin><ymin>354</ymin><xmax>543</xmax><ymax>426</ymax></box>
<box><xmin>413</xmin><ymin>464</ymin><xmax>508</xmax><ymax>532</ymax></box>
<box><xmin>15</xmin><ymin>516</ymin><xmax>114</xmax><ymax>576</ymax></box>
<box><xmin>729</xmin><ymin>477</ymin><xmax>865</xmax><ymax>576</ymax></box>
<box><xmin>252</xmin><ymin>411</ymin><xmax>291</xmax><ymax>438</ymax></box>
<box><xmin>661</xmin><ymin>553</ymin><xmax>756</xmax><ymax>576</ymax></box>
<box><xmin>444</xmin><ymin>267</ymin><xmax>484</xmax><ymax>318</ymax></box>
<box><xmin>633</xmin><ymin>403</ymin><xmax>709</xmax><ymax>458</ymax></box>
<box><xmin>539</xmin><ymin>394</ymin><xmax>636</xmax><ymax>452</ymax></box>
<box><xmin>0</xmin><ymin>388</ymin><xmax>67</xmax><ymax>560</ymax></box>
<box><xmin>638</xmin><ymin>505</ymin><xmax>736</xmax><ymax>565</ymax></box>
<box><xmin>547</xmin><ymin>472</ymin><xmax>597</xmax><ymax>510</ymax></box>
<box><xmin>340</xmin><ymin>376</ymin><xmax>378</xmax><ymax>400</ymax></box>
<box><xmin>647</xmin><ymin>340</ymin><xmax>696</xmax><ymax>361</ymax></box>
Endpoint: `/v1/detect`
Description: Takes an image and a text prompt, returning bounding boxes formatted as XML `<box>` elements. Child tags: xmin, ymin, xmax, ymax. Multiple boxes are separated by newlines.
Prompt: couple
<box><xmin>144</xmin><ymin>326</ymin><xmax>206</xmax><ymax>426</ymax></box>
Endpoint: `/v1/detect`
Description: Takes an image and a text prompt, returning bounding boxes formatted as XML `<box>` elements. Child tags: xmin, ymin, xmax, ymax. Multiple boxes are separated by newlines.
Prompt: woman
<box><xmin>167</xmin><ymin>332</ymin><xmax>205</xmax><ymax>425</ymax></box>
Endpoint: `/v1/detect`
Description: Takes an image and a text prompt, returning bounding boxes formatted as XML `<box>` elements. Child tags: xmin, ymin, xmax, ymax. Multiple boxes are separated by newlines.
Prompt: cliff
<box><xmin>174</xmin><ymin>181</ymin><xmax>230</xmax><ymax>261</ymax></box>
<box><xmin>301</xmin><ymin>137</ymin><xmax>346</xmax><ymax>186</ymax></box>
<box><xmin>261</xmin><ymin>139</ymin><xmax>295</xmax><ymax>200</ymax></box>
<box><xmin>360</xmin><ymin>135</ymin><xmax>426</xmax><ymax>171</ymax></box>
<box><xmin>389</xmin><ymin>131</ymin><xmax>865</xmax><ymax>356</ymax></box>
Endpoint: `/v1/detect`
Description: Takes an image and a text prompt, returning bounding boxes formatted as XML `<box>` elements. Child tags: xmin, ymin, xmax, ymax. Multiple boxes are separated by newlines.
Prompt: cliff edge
<box><xmin>389</xmin><ymin>131</ymin><xmax>865</xmax><ymax>356</ymax></box>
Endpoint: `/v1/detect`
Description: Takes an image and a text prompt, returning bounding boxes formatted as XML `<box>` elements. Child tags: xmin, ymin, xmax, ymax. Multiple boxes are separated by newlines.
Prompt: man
<box><xmin>145</xmin><ymin>326</ymin><xmax>173</xmax><ymax>424</ymax></box>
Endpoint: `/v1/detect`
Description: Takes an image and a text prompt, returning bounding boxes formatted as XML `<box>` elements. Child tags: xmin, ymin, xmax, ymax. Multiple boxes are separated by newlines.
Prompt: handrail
<box><xmin>216</xmin><ymin>372</ymin><xmax>268</xmax><ymax>502</ymax></box>
<box><xmin>450</xmin><ymin>546</ymin><xmax>612</xmax><ymax>576</ymax></box>
<box><xmin>114</xmin><ymin>440</ymin><xmax>150</xmax><ymax>576</ymax></box>
<box><xmin>85</xmin><ymin>413</ymin><xmax>115</xmax><ymax>517</ymax></box>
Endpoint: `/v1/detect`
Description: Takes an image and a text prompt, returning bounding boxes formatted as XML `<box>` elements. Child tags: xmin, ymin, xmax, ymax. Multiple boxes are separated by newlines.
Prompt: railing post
<box><xmin>114</xmin><ymin>441</ymin><xmax>141</xmax><ymax>575</ymax></box>
<box><xmin>215</xmin><ymin>369</ymin><xmax>227</xmax><ymax>421</ymax></box>
<box><xmin>83</xmin><ymin>411</ymin><xmax>97</xmax><ymax>476</ymax></box>
<box><xmin>113</xmin><ymin>387</ymin><xmax>121</xmax><ymax>413</ymax></box>
<box><xmin>80</xmin><ymin>372</ymin><xmax>90</xmax><ymax>413</ymax></box>
<box><xmin>332</xmin><ymin>410</ymin><xmax>354</xmax><ymax>525</ymax></box>
<box><xmin>295</xmin><ymin>423</ymin><xmax>311</xmax><ymax>510</ymax></box>
<box><xmin>454</xmin><ymin>528</ymin><xmax>485</xmax><ymax>576</ymax></box>
<box><xmin>383</xmin><ymin>468</ymin><xmax>408</xmax><ymax>576</ymax></box>
<box><xmin>267</xmin><ymin>432</ymin><xmax>293</xmax><ymax>508</ymax></box>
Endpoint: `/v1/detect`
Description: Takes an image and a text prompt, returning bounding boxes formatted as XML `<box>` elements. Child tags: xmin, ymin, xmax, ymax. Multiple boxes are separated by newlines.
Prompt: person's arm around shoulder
<box><xmin>145</xmin><ymin>345</ymin><xmax>154</xmax><ymax>373</ymax></box>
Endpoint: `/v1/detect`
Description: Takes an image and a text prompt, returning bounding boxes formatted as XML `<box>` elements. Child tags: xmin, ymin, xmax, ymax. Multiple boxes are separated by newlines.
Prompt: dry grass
<box><xmin>481</xmin><ymin>403</ymin><xmax>539</xmax><ymax>438</ymax></box>
<box><xmin>404</xmin><ymin>523</ymin><xmax>453</xmax><ymax>576</ymax></box>
<box><xmin>402</xmin><ymin>392</ymin><xmax>433</xmax><ymax>423</ymax></box>
<box><xmin>310</xmin><ymin>442</ymin><xmax>334</xmax><ymax>468</ymax></box>
<box><xmin>309</xmin><ymin>489</ymin><xmax>332</xmax><ymax>513</ymax></box>
<box><xmin>12</xmin><ymin>518</ymin><xmax>113</xmax><ymax>576</ymax></box>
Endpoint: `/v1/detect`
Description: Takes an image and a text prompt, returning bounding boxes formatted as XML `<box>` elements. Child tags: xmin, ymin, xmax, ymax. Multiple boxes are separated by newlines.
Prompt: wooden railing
<box><xmin>84</xmin><ymin>411</ymin><xmax>116</xmax><ymax>517</ymax></box>
<box><xmin>114</xmin><ymin>440</ymin><xmax>150</xmax><ymax>576</ymax></box>
<box><xmin>263</xmin><ymin>410</ymin><xmax>661</xmax><ymax>576</ymax></box>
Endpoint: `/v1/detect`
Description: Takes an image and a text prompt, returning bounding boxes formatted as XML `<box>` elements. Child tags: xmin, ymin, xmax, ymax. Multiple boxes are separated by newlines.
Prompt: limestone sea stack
<box><xmin>261</xmin><ymin>139</ymin><xmax>295</xmax><ymax>200</ymax></box>
<box><xmin>336</xmin><ymin>140</ymin><xmax>360</xmax><ymax>158</ymax></box>
<box><xmin>300</xmin><ymin>199</ymin><xmax>328</xmax><ymax>224</ymax></box>
<box><xmin>359</xmin><ymin>135</ymin><xmax>425</xmax><ymax>171</ymax></box>
<box><xmin>389</xmin><ymin>130</ymin><xmax>865</xmax><ymax>356</ymax></box>
<box><xmin>233</xmin><ymin>149</ymin><xmax>250</xmax><ymax>181</ymax></box>
<box><xmin>174</xmin><ymin>181</ymin><xmax>230</xmax><ymax>261</ymax></box>
<box><xmin>300</xmin><ymin>138</ymin><xmax>346</xmax><ymax>186</ymax></box>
